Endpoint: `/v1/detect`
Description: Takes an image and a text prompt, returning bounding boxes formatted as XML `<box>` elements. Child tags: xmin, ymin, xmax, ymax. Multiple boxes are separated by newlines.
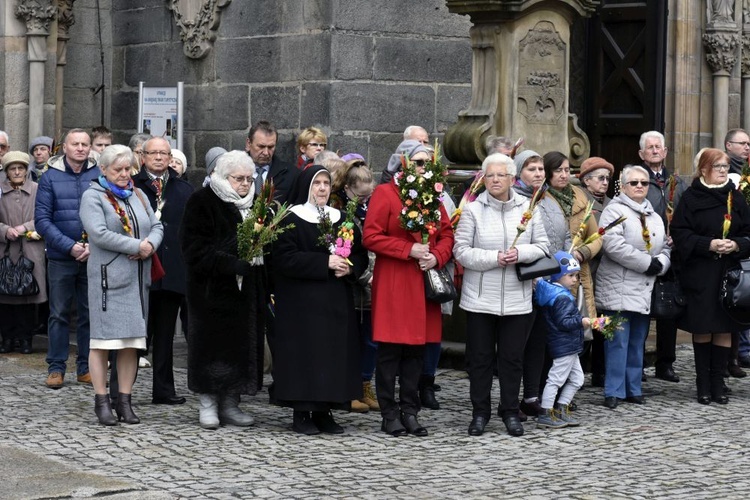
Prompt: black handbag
<box><xmin>720</xmin><ymin>258</ymin><xmax>750</xmax><ymax>325</ymax></box>
<box><xmin>0</xmin><ymin>240</ymin><xmax>40</xmax><ymax>297</ymax></box>
<box><xmin>424</xmin><ymin>266</ymin><xmax>458</xmax><ymax>303</ymax></box>
<box><xmin>651</xmin><ymin>271</ymin><xmax>686</xmax><ymax>320</ymax></box>
<box><xmin>515</xmin><ymin>252</ymin><xmax>560</xmax><ymax>281</ymax></box>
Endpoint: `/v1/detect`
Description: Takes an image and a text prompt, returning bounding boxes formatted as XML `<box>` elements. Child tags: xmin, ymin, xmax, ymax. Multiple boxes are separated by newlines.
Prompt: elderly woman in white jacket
<box><xmin>454</xmin><ymin>153</ymin><xmax>550</xmax><ymax>437</ymax></box>
<box><xmin>596</xmin><ymin>165</ymin><xmax>670</xmax><ymax>410</ymax></box>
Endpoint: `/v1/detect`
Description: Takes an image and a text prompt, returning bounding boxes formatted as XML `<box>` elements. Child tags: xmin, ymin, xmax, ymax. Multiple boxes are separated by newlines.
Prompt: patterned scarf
<box><xmin>547</xmin><ymin>184</ymin><xmax>575</xmax><ymax>217</ymax></box>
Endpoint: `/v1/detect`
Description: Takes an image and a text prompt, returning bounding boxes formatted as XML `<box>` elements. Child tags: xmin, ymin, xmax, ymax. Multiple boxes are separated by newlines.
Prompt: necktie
<box><xmin>255</xmin><ymin>165</ymin><xmax>268</xmax><ymax>195</ymax></box>
<box><xmin>654</xmin><ymin>171</ymin><xmax>664</xmax><ymax>188</ymax></box>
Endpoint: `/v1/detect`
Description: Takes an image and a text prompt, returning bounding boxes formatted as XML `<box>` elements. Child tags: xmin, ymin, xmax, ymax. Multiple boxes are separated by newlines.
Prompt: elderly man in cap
<box><xmin>639</xmin><ymin>131</ymin><xmax>687</xmax><ymax>383</ymax></box>
<box><xmin>28</xmin><ymin>136</ymin><xmax>53</xmax><ymax>179</ymax></box>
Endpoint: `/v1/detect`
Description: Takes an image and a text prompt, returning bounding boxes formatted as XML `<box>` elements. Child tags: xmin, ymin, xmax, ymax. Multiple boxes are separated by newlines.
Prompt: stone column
<box><xmin>443</xmin><ymin>0</ymin><xmax>598</xmax><ymax>166</ymax></box>
<box><xmin>55</xmin><ymin>0</ymin><xmax>76</xmax><ymax>138</ymax></box>
<box><xmin>15</xmin><ymin>0</ymin><xmax>57</xmax><ymax>141</ymax></box>
<box><xmin>703</xmin><ymin>3</ymin><xmax>740</xmax><ymax>148</ymax></box>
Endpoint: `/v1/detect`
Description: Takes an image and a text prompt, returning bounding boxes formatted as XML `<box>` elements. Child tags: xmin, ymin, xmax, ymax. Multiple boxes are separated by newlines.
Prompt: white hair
<box><xmin>620</xmin><ymin>164</ymin><xmax>650</xmax><ymax>185</ymax></box>
<box><xmin>403</xmin><ymin>125</ymin><xmax>428</xmax><ymax>140</ymax></box>
<box><xmin>98</xmin><ymin>144</ymin><xmax>134</xmax><ymax>169</ymax></box>
<box><xmin>214</xmin><ymin>150</ymin><xmax>255</xmax><ymax>179</ymax></box>
<box><xmin>0</xmin><ymin>131</ymin><xmax>8</xmax><ymax>143</ymax></box>
<box><xmin>313</xmin><ymin>150</ymin><xmax>340</xmax><ymax>166</ymax></box>
<box><xmin>481</xmin><ymin>153</ymin><xmax>516</xmax><ymax>176</ymax></box>
<box><xmin>639</xmin><ymin>131</ymin><xmax>665</xmax><ymax>151</ymax></box>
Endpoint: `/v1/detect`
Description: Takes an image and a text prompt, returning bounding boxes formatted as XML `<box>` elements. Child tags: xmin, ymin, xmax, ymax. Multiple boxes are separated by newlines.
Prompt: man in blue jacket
<box><xmin>35</xmin><ymin>128</ymin><xmax>99</xmax><ymax>389</ymax></box>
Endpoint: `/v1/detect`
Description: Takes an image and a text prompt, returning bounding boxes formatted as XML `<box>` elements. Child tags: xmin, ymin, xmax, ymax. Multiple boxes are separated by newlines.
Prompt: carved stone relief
<box><xmin>702</xmin><ymin>31</ymin><xmax>740</xmax><ymax>73</ymax></box>
<box><xmin>56</xmin><ymin>0</ymin><xmax>76</xmax><ymax>38</ymax></box>
<box><xmin>517</xmin><ymin>21</ymin><xmax>566</xmax><ymax>125</ymax></box>
<box><xmin>15</xmin><ymin>0</ymin><xmax>58</xmax><ymax>35</ymax></box>
<box><xmin>743</xmin><ymin>36</ymin><xmax>750</xmax><ymax>75</ymax></box>
<box><xmin>167</xmin><ymin>0</ymin><xmax>232</xmax><ymax>59</ymax></box>
<box><xmin>707</xmin><ymin>0</ymin><xmax>735</xmax><ymax>27</ymax></box>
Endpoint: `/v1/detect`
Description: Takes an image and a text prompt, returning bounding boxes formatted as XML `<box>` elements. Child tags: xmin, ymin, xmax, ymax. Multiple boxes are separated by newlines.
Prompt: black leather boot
<box><xmin>0</xmin><ymin>337</ymin><xmax>14</xmax><ymax>353</ymax></box>
<box><xmin>419</xmin><ymin>375</ymin><xmax>440</xmax><ymax>410</ymax></box>
<box><xmin>710</xmin><ymin>345</ymin><xmax>730</xmax><ymax>404</ymax></box>
<box><xmin>693</xmin><ymin>341</ymin><xmax>711</xmax><ymax>405</ymax></box>
<box><xmin>94</xmin><ymin>394</ymin><xmax>117</xmax><ymax>426</ymax></box>
<box><xmin>115</xmin><ymin>393</ymin><xmax>141</xmax><ymax>424</ymax></box>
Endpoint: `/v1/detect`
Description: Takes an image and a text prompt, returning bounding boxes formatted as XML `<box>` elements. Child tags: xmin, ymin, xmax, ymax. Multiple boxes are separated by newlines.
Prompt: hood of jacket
<box><xmin>608</xmin><ymin>192</ymin><xmax>654</xmax><ymax>217</ymax></box>
<box><xmin>46</xmin><ymin>154</ymin><xmax>97</xmax><ymax>173</ymax></box>
<box><xmin>535</xmin><ymin>280</ymin><xmax>570</xmax><ymax>308</ymax></box>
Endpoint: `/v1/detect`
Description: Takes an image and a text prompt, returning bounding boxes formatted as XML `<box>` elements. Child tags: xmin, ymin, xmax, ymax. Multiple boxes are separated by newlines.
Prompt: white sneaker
<box><xmin>138</xmin><ymin>357</ymin><xmax>151</xmax><ymax>368</ymax></box>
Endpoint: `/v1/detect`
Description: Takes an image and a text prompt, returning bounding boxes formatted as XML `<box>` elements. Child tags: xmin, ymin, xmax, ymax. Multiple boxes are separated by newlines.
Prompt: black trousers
<box><xmin>147</xmin><ymin>290</ymin><xmax>183</xmax><ymax>399</ymax></box>
<box><xmin>376</xmin><ymin>342</ymin><xmax>425</xmax><ymax>420</ymax></box>
<box><xmin>522</xmin><ymin>309</ymin><xmax>547</xmax><ymax>399</ymax></box>
<box><xmin>655</xmin><ymin>318</ymin><xmax>677</xmax><ymax>370</ymax></box>
<box><xmin>0</xmin><ymin>303</ymin><xmax>34</xmax><ymax>340</ymax></box>
<box><xmin>466</xmin><ymin>311</ymin><xmax>534</xmax><ymax>419</ymax></box>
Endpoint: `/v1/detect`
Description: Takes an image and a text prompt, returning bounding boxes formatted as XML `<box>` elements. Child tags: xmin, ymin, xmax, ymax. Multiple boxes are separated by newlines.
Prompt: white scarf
<box><xmin>209</xmin><ymin>175</ymin><xmax>255</xmax><ymax>211</ymax></box>
<box><xmin>290</xmin><ymin>202</ymin><xmax>341</xmax><ymax>224</ymax></box>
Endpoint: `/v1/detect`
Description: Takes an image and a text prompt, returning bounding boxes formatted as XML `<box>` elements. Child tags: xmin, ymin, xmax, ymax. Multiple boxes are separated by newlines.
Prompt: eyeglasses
<box><xmin>626</xmin><ymin>180</ymin><xmax>649</xmax><ymax>187</ymax></box>
<box><xmin>143</xmin><ymin>151</ymin><xmax>171</xmax><ymax>157</ymax></box>
<box><xmin>485</xmin><ymin>173</ymin><xmax>514</xmax><ymax>180</ymax></box>
<box><xmin>591</xmin><ymin>175</ymin><xmax>611</xmax><ymax>182</ymax></box>
<box><xmin>228</xmin><ymin>174</ymin><xmax>253</xmax><ymax>184</ymax></box>
<box><xmin>712</xmin><ymin>163</ymin><xmax>730</xmax><ymax>171</ymax></box>
<box><xmin>411</xmin><ymin>159</ymin><xmax>429</xmax><ymax>167</ymax></box>
<box><xmin>308</xmin><ymin>142</ymin><xmax>326</xmax><ymax>149</ymax></box>
<box><xmin>0</xmin><ymin>144</ymin><xmax>8</xmax><ymax>151</ymax></box>
<box><xmin>728</xmin><ymin>141</ymin><xmax>750</xmax><ymax>147</ymax></box>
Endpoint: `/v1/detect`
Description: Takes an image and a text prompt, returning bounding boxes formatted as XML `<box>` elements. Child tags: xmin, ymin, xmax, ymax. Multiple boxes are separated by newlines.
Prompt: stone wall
<box><xmin>61</xmin><ymin>0</ymin><xmax>472</xmax><ymax>178</ymax></box>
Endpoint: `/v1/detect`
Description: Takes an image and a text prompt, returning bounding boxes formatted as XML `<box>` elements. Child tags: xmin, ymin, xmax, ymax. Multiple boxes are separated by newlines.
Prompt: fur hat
<box><xmin>2</xmin><ymin>151</ymin><xmax>30</xmax><ymax>170</ymax></box>
<box><xmin>28</xmin><ymin>136</ymin><xmax>53</xmax><ymax>155</ymax></box>
<box><xmin>550</xmin><ymin>250</ymin><xmax>581</xmax><ymax>283</ymax></box>
<box><xmin>578</xmin><ymin>156</ymin><xmax>614</xmax><ymax>179</ymax></box>
<box><xmin>513</xmin><ymin>149</ymin><xmax>541</xmax><ymax>175</ymax></box>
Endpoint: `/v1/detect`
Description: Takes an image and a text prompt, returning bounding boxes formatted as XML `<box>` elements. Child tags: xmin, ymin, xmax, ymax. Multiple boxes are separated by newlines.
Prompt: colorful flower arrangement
<box><xmin>723</xmin><ymin>191</ymin><xmax>732</xmax><ymax>238</ymax></box>
<box><xmin>395</xmin><ymin>140</ymin><xmax>448</xmax><ymax>244</ymax></box>
<box><xmin>24</xmin><ymin>230</ymin><xmax>41</xmax><ymax>241</ymax></box>
<box><xmin>592</xmin><ymin>313</ymin><xmax>625</xmax><ymax>341</ymax></box>
<box><xmin>237</xmin><ymin>180</ymin><xmax>294</xmax><ymax>262</ymax></box>
<box><xmin>319</xmin><ymin>198</ymin><xmax>357</xmax><ymax>265</ymax></box>
<box><xmin>640</xmin><ymin>213</ymin><xmax>652</xmax><ymax>252</ymax></box>
<box><xmin>509</xmin><ymin>185</ymin><xmax>547</xmax><ymax>249</ymax></box>
<box><xmin>104</xmin><ymin>191</ymin><xmax>132</xmax><ymax>235</ymax></box>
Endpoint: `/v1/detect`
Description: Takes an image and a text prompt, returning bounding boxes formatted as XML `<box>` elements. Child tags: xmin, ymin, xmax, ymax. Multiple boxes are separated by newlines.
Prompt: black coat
<box><xmin>180</xmin><ymin>187</ymin><xmax>261</xmax><ymax>395</ymax></box>
<box><xmin>671</xmin><ymin>178</ymin><xmax>750</xmax><ymax>334</ymax></box>
<box><xmin>133</xmin><ymin>168</ymin><xmax>194</xmax><ymax>295</ymax></box>
<box><xmin>267</xmin><ymin>158</ymin><xmax>298</xmax><ymax>205</ymax></box>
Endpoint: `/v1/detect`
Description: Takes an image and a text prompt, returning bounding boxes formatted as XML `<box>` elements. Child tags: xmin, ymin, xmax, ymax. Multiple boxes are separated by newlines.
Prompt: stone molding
<box><xmin>15</xmin><ymin>0</ymin><xmax>57</xmax><ymax>36</ymax></box>
<box><xmin>743</xmin><ymin>35</ymin><xmax>750</xmax><ymax>75</ymax></box>
<box><xmin>167</xmin><ymin>0</ymin><xmax>232</xmax><ymax>59</ymax></box>
<box><xmin>56</xmin><ymin>0</ymin><xmax>76</xmax><ymax>39</ymax></box>
<box><xmin>702</xmin><ymin>30</ymin><xmax>740</xmax><ymax>74</ymax></box>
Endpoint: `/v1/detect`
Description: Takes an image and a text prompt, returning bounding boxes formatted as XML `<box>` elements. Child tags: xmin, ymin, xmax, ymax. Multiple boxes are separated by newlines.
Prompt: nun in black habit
<box><xmin>272</xmin><ymin>165</ymin><xmax>368</xmax><ymax>435</ymax></box>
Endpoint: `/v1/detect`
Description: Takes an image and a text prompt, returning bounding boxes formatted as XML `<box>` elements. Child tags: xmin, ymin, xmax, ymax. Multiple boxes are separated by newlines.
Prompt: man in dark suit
<box><xmin>133</xmin><ymin>137</ymin><xmax>194</xmax><ymax>405</ymax></box>
<box><xmin>245</xmin><ymin>121</ymin><xmax>298</xmax><ymax>204</ymax></box>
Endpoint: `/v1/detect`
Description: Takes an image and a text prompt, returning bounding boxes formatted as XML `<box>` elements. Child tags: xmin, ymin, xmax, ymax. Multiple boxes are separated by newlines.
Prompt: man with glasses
<box><xmin>638</xmin><ymin>130</ymin><xmax>687</xmax><ymax>384</ymax></box>
<box><xmin>724</xmin><ymin>128</ymin><xmax>750</xmax><ymax>174</ymax></box>
<box><xmin>133</xmin><ymin>137</ymin><xmax>194</xmax><ymax>405</ymax></box>
<box><xmin>0</xmin><ymin>131</ymin><xmax>9</xmax><ymax>163</ymax></box>
<box><xmin>35</xmin><ymin>128</ymin><xmax>99</xmax><ymax>388</ymax></box>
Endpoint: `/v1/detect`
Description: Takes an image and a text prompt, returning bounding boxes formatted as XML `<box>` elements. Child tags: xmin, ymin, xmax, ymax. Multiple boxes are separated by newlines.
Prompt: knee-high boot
<box><xmin>710</xmin><ymin>345</ymin><xmax>731</xmax><ymax>404</ymax></box>
<box><xmin>693</xmin><ymin>341</ymin><xmax>711</xmax><ymax>405</ymax></box>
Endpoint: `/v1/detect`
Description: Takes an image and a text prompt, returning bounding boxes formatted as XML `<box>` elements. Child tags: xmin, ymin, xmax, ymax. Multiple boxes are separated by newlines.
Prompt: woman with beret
<box><xmin>80</xmin><ymin>145</ymin><xmax>163</xmax><ymax>425</ymax></box>
<box><xmin>596</xmin><ymin>165</ymin><xmax>670</xmax><ymax>408</ymax></box>
<box><xmin>455</xmin><ymin>153</ymin><xmax>549</xmax><ymax>436</ymax></box>
<box><xmin>0</xmin><ymin>151</ymin><xmax>47</xmax><ymax>354</ymax></box>
<box><xmin>181</xmin><ymin>150</ymin><xmax>263</xmax><ymax>429</ymax></box>
<box><xmin>272</xmin><ymin>165</ymin><xmax>368</xmax><ymax>435</ymax></box>
<box><xmin>671</xmin><ymin>148</ymin><xmax>750</xmax><ymax>404</ymax></box>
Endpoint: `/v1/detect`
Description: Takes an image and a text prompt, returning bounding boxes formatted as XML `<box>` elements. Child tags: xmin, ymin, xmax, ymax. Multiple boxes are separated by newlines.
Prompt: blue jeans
<box><xmin>423</xmin><ymin>342</ymin><xmax>442</xmax><ymax>376</ymax></box>
<box><xmin>739</xmin><ymin>330</ymin><xmax>750</xmax><ymax>358</ymax></box>
<box><xmin>358</xmin><ymin>309</ymin><xmax>377</xmax><ymax>381</ymax></box>
<box><xmin>46</xmin><ymin>259</ymin><xmax>90</xmax><ymax>375</ymax></box>
<box><xmin>603</xmin><ymin>310</ymin><xmax>650</xmax><ymax>399</ymax></box>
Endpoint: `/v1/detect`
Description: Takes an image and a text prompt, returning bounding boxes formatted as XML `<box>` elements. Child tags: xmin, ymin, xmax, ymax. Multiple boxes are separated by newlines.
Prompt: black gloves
<box><xmin>644</xmin><ymin>257</ymin><xmax>663</xmax><ymax>276</ymax></box>
<box><xmin>234</xmin><ymin>259</ymin><xmax>254</xmax><ymax>277</ymax></box>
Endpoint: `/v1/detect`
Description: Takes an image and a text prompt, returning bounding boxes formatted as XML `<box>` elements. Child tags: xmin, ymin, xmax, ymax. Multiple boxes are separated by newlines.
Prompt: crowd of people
<box><xmin>0</xmin><ymin>122</ymin><xmax>749</xmax><ymax>437</ymax></box>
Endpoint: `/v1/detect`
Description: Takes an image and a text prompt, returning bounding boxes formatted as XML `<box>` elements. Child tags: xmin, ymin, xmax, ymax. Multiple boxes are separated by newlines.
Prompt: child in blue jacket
<box><xmin>534</xmin><ymin>251</ymin><xmax>591</xmax><ymax>429</ymax></box>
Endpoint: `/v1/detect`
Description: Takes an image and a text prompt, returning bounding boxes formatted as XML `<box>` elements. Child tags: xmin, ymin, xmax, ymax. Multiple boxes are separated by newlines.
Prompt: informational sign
<box><xmin>137</xmin><ymin>82</ymin><xmax>184</xmax><ymax>150</ymax></box>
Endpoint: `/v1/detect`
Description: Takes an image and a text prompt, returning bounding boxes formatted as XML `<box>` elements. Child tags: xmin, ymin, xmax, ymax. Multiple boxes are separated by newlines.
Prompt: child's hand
<box><xmin>532</xmin><ymin>277</ymin><xmax>540</xmax><ymax>289</ymax></box>
<box><xmin>582</xmin><ymin>317</ymin><xmax>591</xmax><ymax>328</ymax></box>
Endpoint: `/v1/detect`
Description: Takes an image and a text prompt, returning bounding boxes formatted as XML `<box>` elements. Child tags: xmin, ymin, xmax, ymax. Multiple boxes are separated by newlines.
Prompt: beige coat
<box><xmin>0</xmin><ymin>178</ymin><xmax>47</xmax><ymax>304</ymax></box>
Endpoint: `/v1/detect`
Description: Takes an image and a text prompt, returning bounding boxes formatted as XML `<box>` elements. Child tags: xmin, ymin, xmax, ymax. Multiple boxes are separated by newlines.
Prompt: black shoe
<box><xmin>502</xmin><ymin>414</ymin><xmax>524</xmax><ymax>437</ymax></box>
<box><xmin>711</xmin><ymin>393</ymin><xmax>729</xmax><ymax>404</ymax></box>
<box><xmin>728</xmin><ymin>362</ymin><xmax>746</xmax><ymax>378</ymax></box>
<box><xmin>152</xmin><ymin>395</ymin><xmax>187</xmax><ymax>405</ymax></box>
<box><xmin>292</xmin><ymin>411</ymin><xmax>320</xmax><ymax>435</ymax></box>
<box><xmin>420</xmin><ymin>386</ymin><xmax>440</xmax><ymax>410</ymax></box>
<box><xmin>94</xmin><ymin>394</ymin><xmax>117</xmax><ymax>426</ymax></box>
<box><xmin>739</xmin><ymin>355</ymin><xmax>750</xmax><ymax>369</ymax></box>
<box><xmin>19</xmin><ymin>339</ymin><xmax>32</xmax><ymax>354</ymax></box>
<box><xmin>591</xmin><ymin>373</ymin><xmax>605</xmax><ymax>387</ymax></box>
<box><xmin>655</xmin><ymin>366</ymin><xmax>680</xmax><ymax>383</ymax></box>
<box><xmin>311</xmin><ymin>411</ymin><xmax>344</xmax><ymax>434</ymax></box>
<box><xmin>401</xmin><ymin>413</ymin><xmax>428</xmax><ymax>437</ymax></box>
<box><xmin>625</xmin><ymin>396</ymin><xmax>644</xmax><ymax>404</ymax></box>
<box><xmin>381</xmin><ymin>417</ymin><xmax>407</xmax><ymax>436</ymax></box>
<box><xmin>0</xmin><ymin>338</ymin><xmax>13</xmax><ymax>353</ymax></box>
<box><xmin>519</xmin><ymin>399</ymin><xmax>543</xmax><ymax>417</ymax></box>
<box><xmin>433</xmin><ymin>383</ymin><xmax>441</xmax><ymax>392</ymax></box>
<box><xmin>468</xmin><ymin>416</ymin><xmax>488</xmax><ymax>436</ymax></box>
<box><xmin>115</xmin><ymin>393</ymin><xmax>140</xmax><ymax>424</ymax></box>
<box><xmin>517</xmin><ymin>410</ymin><xmax>528</xmax><ymax>422</ymax></box>
<box><xmin>603</xmin><ymin>396</ymin><xmax>618</xmax><ymax>409</ymax></box>
<box><xmin>568</xmin><ymin>400</ymin><xmax>578</xmax><ymax>412</ymax></box>
<box><xmin>697</xmin><ymin>395</ymin><xmax>711</xmax><ymax>405</ymax></box>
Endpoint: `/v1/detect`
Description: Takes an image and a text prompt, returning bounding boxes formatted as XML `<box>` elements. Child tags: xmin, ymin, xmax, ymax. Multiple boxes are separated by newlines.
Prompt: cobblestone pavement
<box><xmin>2</xmin><ymin>341</ymin><xmax>750</xmax><ymax>499</ymax></box>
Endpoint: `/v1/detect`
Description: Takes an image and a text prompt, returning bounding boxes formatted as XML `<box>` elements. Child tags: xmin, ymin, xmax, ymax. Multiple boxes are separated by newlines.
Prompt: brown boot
<box><xmin>360</xmin><ymin>381</ymin><xmax>380</xmax><ymax>411</ymax></box>
<box><xmin>350</xmin><ymin>399</ymin><xmax>370</xmax><ymax>413</ymax></box>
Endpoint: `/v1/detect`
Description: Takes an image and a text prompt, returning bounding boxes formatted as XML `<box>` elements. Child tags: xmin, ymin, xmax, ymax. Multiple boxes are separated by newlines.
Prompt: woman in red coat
<box><xmin>363</xmin><ymin>140</ymin><xmax>454</xmax><ymax>437</ymax></box>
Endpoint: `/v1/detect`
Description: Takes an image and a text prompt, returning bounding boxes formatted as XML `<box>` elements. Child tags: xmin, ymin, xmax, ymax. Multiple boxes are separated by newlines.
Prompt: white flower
<box><xmin>423</xmin><ymin>171</ymin><xmax>434</xmax><ymax>179</ymax></box>
<box><xmin>406</xmin><ymin>175</ymin><xmax>416</xmax><ymax>183</ymax></box>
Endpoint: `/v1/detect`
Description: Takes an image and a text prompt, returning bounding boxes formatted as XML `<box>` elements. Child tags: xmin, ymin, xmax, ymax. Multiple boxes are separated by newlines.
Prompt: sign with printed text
<box><xmin>138</xmin><ymin>83</ymin><xmax>183</xmax><ymax>150</ymax></box>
